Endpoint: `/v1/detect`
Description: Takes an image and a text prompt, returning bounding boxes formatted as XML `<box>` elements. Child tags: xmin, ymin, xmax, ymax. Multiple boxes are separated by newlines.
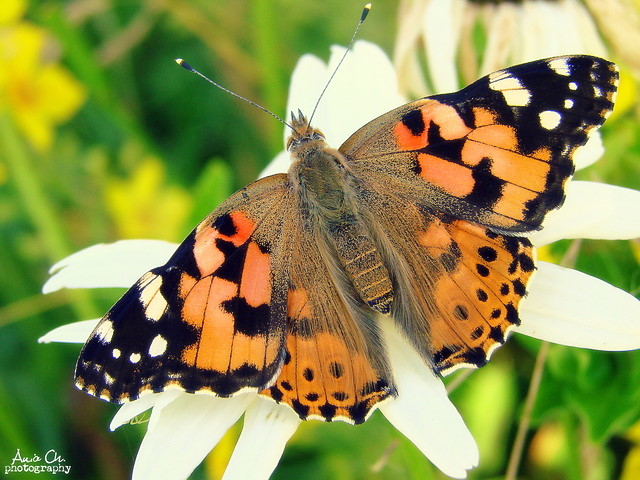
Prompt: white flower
<box><xmin>395</xmin><ymin>0</ymin><xmax>612</xmax><ymax>96</ymax></box>
<box><xmin>41</xmin><ymin>41</ymin><xmax>640</xmax><ymax>479</ymax></box>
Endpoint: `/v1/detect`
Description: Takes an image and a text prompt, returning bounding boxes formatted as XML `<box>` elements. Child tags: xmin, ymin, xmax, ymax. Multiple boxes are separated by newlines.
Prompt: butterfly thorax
<box><xmin>287</xmin><ymin>114</ymin><xmax>394</xmax><ymax>315</ymax></box>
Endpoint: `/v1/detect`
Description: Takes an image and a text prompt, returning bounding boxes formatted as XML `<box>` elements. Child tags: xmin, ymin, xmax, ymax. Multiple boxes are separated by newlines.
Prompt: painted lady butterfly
<box><xmin>75</xmin><ymin>55</ymin><xmax>618</xmax><ymax>425</ymax></box>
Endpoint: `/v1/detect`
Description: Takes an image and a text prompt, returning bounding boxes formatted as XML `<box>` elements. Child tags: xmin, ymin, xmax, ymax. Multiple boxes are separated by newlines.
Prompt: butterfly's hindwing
<box><xmin>260</xmin><ymin>191</ymin><xmax>395</xmax><ymax>424</ymax></box>
<box><xmin>348</xmin><ymin>182</ymin><xmax>535</xmax><ymax>374</ymax></box>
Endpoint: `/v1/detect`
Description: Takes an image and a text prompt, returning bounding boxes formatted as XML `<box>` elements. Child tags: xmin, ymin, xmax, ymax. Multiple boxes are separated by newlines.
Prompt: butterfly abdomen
<box><xmin>291</xmin><ymin>139</ymin><xmax>394</xmax><ymax>315</ymax></box>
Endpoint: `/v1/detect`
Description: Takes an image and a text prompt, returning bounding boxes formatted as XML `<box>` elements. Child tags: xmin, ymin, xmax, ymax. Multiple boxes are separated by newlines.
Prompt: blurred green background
<box><xmin>1</xmin><ymin>0</ymin><xmax>640</xmax><ymax>479</ymax></box>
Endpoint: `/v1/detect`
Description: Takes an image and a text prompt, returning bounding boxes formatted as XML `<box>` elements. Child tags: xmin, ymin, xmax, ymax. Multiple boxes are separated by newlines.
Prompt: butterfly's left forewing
<box><xmin>75</xmin><ymin>174</ymin><xmax>292</xmax><ymax>402</ymax></box>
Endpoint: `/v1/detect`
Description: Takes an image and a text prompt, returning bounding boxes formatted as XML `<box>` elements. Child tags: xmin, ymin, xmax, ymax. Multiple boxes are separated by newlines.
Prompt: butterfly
<box><xmin>75</xmin><ymin>55</ymin><xmax>618</xmax><ymax>425</ymax></box>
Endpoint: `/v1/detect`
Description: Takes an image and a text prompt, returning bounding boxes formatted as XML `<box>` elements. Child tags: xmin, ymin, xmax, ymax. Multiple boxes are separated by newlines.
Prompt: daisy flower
<box><xmin>394</xmin><ymin>0</ymin><xmax>640</xmax><ymax>94</ymax></box>
<box><xmin>41</xmin><ymin>41</ymin><xmax>640</xmax><ymax>479</ymax></box>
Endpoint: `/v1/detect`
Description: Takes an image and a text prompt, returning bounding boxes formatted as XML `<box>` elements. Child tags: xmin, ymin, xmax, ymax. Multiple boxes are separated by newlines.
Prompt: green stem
<box><xmin>505</xmin><ymin>341</ymin><xmax>551</xmax><ymax>480</ymax></box>
<box><xmin>251</xmin><ymin>0</ymin><xmax>285</xmax><ymax>153</ymax></box>
<box><xmin>0</xmin><ymin>114</ymin><xmax>95</xmax><ymax>321</ymax></box>
<box><xmin>1</xmin><ymin>115</ymin><xmax>68</xmax><ymax>260</ymax></box>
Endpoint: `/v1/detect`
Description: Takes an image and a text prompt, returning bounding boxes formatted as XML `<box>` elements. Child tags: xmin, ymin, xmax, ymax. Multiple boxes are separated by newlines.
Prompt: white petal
<box><xmin>573</xmin><ymin>133</ymin><xmax>604</xmax><ymax>170</ymax></box>
<box><xmin>394</xmin><ymin>0</ymin><xmax>431</xmax><ymax>96</ymax></box>
<box><xmin>258</xmin><ymin>151</ymin><xmax>291</xmax><ymax>178</ymax></box>
<box><xmin>517</xmin><ymin>261</ymin><xmax>640</xmax><ymax>350</ymax></box>
<box><xmin>132</xmin><ymin>393</ymin><xmax>253</xmax><ymax>480</ymax></box>
<box><xmin>480</xmin><ymin>3</ymin><xmax>519</xmax><ymax>74</ymax></box>
<box><xmin>322</xmin><ymin>41</ymin><xmax>405</xmax><ymax>147</ymax></box>
<box><xmin>43</xmin><ymin>240</ymin><xmax>178</xmax><ymax>293</ymax></box>
<box><xmin>38</xmin><ymin>319</ymin><xmax>99</xmax><ymax>344</ymax></box>
<box><xmin>519</xmin><ymin>1</ymin><xmax>578</xmax><ymax>61</ymax></box>
<box><xmin>568</xmin><ymin>0</ymin><xmax>607</xmax><ymax>57</ymax></box>
<box><xmin>222</xmin><ymin>398</ymin><xmax>300</xmax><ymax>480</ymax></box>
<box><xmin>379</xmin><ymin>321</ymin><xmax>478</xmax><ymax>478</ymax></box>
<box><xmin>532</xmin><ymin>181</ymin><xmax>640</xmax><ymax>246</ymax></box>
<box><xmin>285</xmin><ymin>41</ymin><xmax>404</xmax><ymax>149</ymax></box>
<box><xmin>423</xmin><ymin>0</ymin><xmax>459</xmax><ymax>92</ymax></box>
<box><xmin>283</xmin><ymin>52</ymin><xmax>328</xmax><ymax>147</ymax></box>
<box><xmin>110</xmin><ymin>390</ymin><xmax>183</xmax><ymax>431</ymax></box>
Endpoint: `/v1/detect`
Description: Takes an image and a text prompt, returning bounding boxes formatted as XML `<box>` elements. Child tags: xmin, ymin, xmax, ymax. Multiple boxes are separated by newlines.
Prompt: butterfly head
<box><xmin>286</xmin><ymin>109</ymin><xmax>325</xmax><ymax>152</ymax></box>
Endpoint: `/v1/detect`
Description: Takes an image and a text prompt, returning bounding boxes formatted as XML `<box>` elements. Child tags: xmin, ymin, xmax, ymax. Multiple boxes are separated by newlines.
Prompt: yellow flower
<box><xmin>104</xmin><ymin>155</ymin><xmax>192</xmax><ymax>241</ymax></box>
<box><xmin>0</xmin><ymin>22</ymin><xmax>86</xmax><ymax>151</ymax></box>
<box><xmin>621</xmin><ymin>421</ymin><xmax>640</xmax><ymax>480</ymax></box>
<box><xmin>0</xmin><ymin>0</ymin><xmax>26</xmax><ymax>25</ymax></box>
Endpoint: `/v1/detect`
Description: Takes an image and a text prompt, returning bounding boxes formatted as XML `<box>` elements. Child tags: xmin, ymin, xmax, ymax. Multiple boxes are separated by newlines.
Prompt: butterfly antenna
<box><xmin>175</xmin><ymin>58</ymin><xmax>296</xmax><ymax>132</ymax></box>
<box><xmin>308</xmin><ymin>3</ymin><xmax>372</xmax><ymax>126</ymax></box>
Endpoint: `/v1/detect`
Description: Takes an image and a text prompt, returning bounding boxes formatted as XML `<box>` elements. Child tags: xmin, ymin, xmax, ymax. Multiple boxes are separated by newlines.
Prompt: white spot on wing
<box><xmin>539</xmin><ymin>110</ymin><xmax>562</xmax><ymax>130</ymax></box>
<box><xmin>104</xmin><ymin>373</ymin><xmax>115</xmax><ymax>386</ymax></box>
<box><xmin>140</xmin><ymin>276</ymin><xmax>168</xmax><ymax>321</ymax></box>
<box><xmin>569</xmin><ymin>82</ymin><xmax>578</xmax><ymax>90</ymax></box>
<box><xmin>94</xmin><ymin>320</ymin><xmax>114</xmax><ymax>343</ymax></box>
<box><xmin>138</xmin><ymin>271</ymin><xmax>157</xmax><ymax>288</ymax></box>
<box><xmin>548</xmin><ymin>58</ymin><xmax>570</xmax><ymax>76</ymax></box>
<box><xmin>489</xmin><ymin>73</ymin><xmax>531</xmax><ymax>106</ymax></box>
<box><xmin>130</xmin><ymin>353</ymin><xmax>141</xmax><ymax>363</ymax></box>
<box><xmin>503</xmin><ymin>89</ymin><xmax>531</xmax><ymax>107</ymax></box>
<box><xmin>112</xmin><ymin>348</ymin><xmax>121</xmax><ymax>359</ymax></box>
<box><xmin>489</xmin><ymin>73</ymin><xmax>523</xmax><ymax>90</ymax></box>
<box><xmin>564</xmin><ymin>99</ymin><xmax>574</xmax><ymax>109</ymax></box>
<box><xmin>149</xmin><ymin>335</ymin><xmax>168</xmax><ymax>357</ymax></box>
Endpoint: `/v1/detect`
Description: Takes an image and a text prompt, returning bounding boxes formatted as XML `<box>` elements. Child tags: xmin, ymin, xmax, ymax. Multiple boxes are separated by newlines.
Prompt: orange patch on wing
<box><xmin>432</xmin><ymin>104</ymin><xmax>473</xmax><ymax>140</ymax></box>
<box><xmin>193</xmin><ymin>211</ymin><xmax>257</xmax><ymax>276</ymax></box>
<box><xmin>472</xmin><ymin>107</ymin><xmax>498</xmax><ymax>127</ymax></box>
<box><xmin>418</xmin><ymin>154</ymin><xmax>475</xmax><ymax>196</ymax></box>
<box><xmin>228</xmin><ymin>332</ymin><xmax>270</xmax><ymax>371</ymax></box>
<box><xmin>263</xmin><ymin>331</ymin><xmax>389</xmax><ymax>422</ymax></box>
<box><xmin>532</xmin><ymin>147</ymin><xmax>552</xmax><ymax>162</ymax></box>
<box><xmin>181</xmin><ymin>277</ymin><xmax>238</xmax><ymax>371</ymax></box>
<box><xmin>428</xmin><ymin>220</ymin><xmax>535</xmax><ymax>372</ymax></box>
<box><xmin>417</xmin><ymin>218</ymin><xmax>452</xmax><ymax>254</ymax></box>
<box><xmin>179</xmin><ymin>272</ymin><xmax>198</xmax><ymax>297</ymax></box>
<box><xmin>492</xmin><ymin>184</ymin><xmax>540</xmax><ymax>219</ymax></box>
<box><xmin>223</xmin><ymin>211</ymin><xmax>256</xmax><ymax>245</ymax></box>
<box><xmin>468</xmin><ymin>124</ymin><xmax>518</xmax><ymax>150</ymax></box>
<box><xmin>239</xmin><ymin>241</ymin><xmax>272</xmax><ymax>307</ymax></box>
<box><xmin>193</xmin><ymin>225</ymin><xmax>226</xmax><ymax>276</ymax></box>
<box><xmin>394</xmin><ymin>102</ymin><xmax>471</xmax><ymax>151</ymax></box>
<box><xmin>462</xmin><ymin>141</ymin><xmax>550</xmax><ymax>192</ymax></box>
<box><xmin>288</xmin><ymin>289</ymin><xmax>312</xmax><ymax>319</ymax></box>
<box><xmin>394</xmin><ymin>117</ymin><xmax>427</xmax><ymax>151</ymax></box>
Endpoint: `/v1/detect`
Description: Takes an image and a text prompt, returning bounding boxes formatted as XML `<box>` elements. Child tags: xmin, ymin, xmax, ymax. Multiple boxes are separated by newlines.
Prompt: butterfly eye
<box><xmin>287</xmin><ymin>129</ymin><xmax>326</xmax><ymax>152</ymax></box>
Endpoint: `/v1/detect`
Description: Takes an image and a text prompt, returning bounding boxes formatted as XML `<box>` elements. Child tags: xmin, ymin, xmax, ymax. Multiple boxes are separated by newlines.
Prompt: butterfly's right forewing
<box><xmin>341</xmin><ymin>55</ymin><xmax>618</xmax><ymax>232</ymax></box>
